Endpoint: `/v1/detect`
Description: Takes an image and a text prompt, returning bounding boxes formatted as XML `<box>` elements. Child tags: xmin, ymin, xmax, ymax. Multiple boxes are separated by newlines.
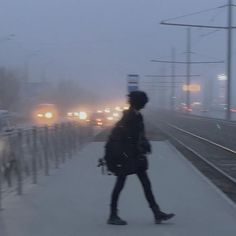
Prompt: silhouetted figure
<box><xmin>104</xmin><ymin>91</ymin><xmax>175</xmax><ymax>225</ymax></box>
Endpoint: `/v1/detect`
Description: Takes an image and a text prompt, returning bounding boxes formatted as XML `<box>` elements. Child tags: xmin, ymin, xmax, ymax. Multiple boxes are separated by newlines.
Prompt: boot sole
<box><xmin>155</xmin><ymin>214</ymin><xmax>175</xmax><ymax>224</ymax></box>
<box><xmin>107</xmin><ymin>221</ymin><xmax>127</xmax><ymax>225</ymax></box>
<box><xmin>162</xmin><ymin>214</ymin><xmax>175</xmax><ymax>221</ymax></box>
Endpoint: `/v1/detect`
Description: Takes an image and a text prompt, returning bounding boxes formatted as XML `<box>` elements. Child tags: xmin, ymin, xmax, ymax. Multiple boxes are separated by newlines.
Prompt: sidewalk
<box><xmin>1</xmin><ymin>141</ymin><xmax>236</xmax><ymax>236</ymax></box>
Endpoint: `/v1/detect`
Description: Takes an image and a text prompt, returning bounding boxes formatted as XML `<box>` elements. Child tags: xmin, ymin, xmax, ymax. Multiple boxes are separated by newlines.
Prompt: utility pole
<box><xmin>160</xmin><ymin>66</ymin><xmax>167</xmax><ymax>109</ymax></box>
<box><xmin>186</xmin><ymin>28</ymin><xmax>191</xmax><ymax>109</ymax></box>
<box><xmin>227</xmin><ymin>0</ymin><xmax>233</xmax><ymax>120</ymax></box>
<box><xmin>160</xmin><ymin>1</ymin><xmax>234</xmax><ymax>119</ymax></box>
<box><xmin>171</xmin><ymin>47</ymin><xmax>176</xmax><ymax>110</ymax></box>
<box><xmin>150</xmin><ymin>52</ymin><xmax>222</xmax><ymax>112</ymax></box>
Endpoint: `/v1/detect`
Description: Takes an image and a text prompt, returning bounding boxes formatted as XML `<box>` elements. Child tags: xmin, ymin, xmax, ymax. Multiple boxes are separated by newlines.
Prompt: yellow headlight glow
<box><xmin>107</xmin><ymin>116</ymin><xmax>114</xmax><ymax>121</ymax></box>
<box><xmin>79</xmin><ymin>112</ymin><xmax>88</xmax><ymax>120</ymax></box>
<box><xmin>37</xmin><ymin>113</ymin><xmax>44</xmax><ymax>118</ymax></box>
<box><xmin>45</xmin><ymin>112</ymin><xmax>53</xmax><ymax>119</ymax></box>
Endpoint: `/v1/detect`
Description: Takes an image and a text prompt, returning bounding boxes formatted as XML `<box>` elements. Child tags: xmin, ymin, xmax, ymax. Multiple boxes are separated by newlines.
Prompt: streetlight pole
<box><xmin>160</xmin><ymin>1</ymin><xmax>235</xmax><ymax>120</ymax></box>
<box><xmin>226</xmin><ymin>0</ymin><xmax>233</xmax><ymax>120</ymax></box>
<box><xmin>171</xmin><ymin>47</ymin><xmax>176</xmax><ymax>110</ymax></box>
<box><xmin>186</xmin><ymin>28</ymin><xmax>191</xmax><ymax>109</ymax></box>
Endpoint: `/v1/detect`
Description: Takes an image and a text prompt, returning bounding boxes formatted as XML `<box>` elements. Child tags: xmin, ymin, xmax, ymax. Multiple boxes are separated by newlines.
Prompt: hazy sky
<box><xmin>0</xmin><ymin>0</ymin><xmax>235</xmax><ymax>102</ymax></box>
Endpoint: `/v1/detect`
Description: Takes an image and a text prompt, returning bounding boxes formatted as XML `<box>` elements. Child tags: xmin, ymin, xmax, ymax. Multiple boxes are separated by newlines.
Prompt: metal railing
<box><xmin>0</xmin><ymin>122</ymin><xmax>93</xmax><ymax>209</ymax></box>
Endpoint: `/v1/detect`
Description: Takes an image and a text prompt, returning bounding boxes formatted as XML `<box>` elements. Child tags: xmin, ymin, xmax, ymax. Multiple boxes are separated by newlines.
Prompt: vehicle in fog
<box><xmin>176</xmin><ymin>104</ymin><xmax>192</xmax><ymax>113</ymax></box>
<box><xmin>66</xmin><ymin>111</ymin><xmax>90</xmax><ymax>125</ymax></box>
<box><xmin>32</xmin><ymin>104</ymin><xmax>59</xmax><ymax>125</ymax></box>
<box><xmin>90</xmin><ymin>112</ymin><xmax>106</xmax><ymax>127</ymax></box>
<box><xmin>89</xmin><ymin>112</ymin><xmax>115</xmax><ymax>127</ymax></box>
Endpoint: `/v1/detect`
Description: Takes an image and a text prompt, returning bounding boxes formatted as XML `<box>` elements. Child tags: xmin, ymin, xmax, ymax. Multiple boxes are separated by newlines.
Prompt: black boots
<box><xmin>151</xmin><ymin>205</ymin><xmax>175</xmax><ymax>224</ymax></box>
<box><xmin>154</xmin><ymin>211</ymin><xmax>175</xmax><ymax>224</ymax></box>
<box><xmin>107</xmin><ymin>215</ymin><xmax>127</xmax><ymax>225</ymax></box>
<box><xmin>107</xmin><ymin>207</ymin><xmax>175</xmax><ymax>225</ymax></box>
<box><xmin>107</xmin><ymin>209</ymin><xmax>127</xmax><ymax>225</ymax></box>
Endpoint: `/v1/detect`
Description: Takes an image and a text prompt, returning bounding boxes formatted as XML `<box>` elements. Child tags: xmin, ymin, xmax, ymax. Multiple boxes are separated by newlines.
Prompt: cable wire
<box><xmin>163</xmin><ymin>5</ymin><xmax>226</xmax><ymax>23</ymax></box>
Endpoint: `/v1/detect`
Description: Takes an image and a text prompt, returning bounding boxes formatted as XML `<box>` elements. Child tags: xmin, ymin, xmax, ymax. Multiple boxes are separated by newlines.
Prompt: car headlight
<box><xmin>107</xmin><ymin>116</ymin><xmax>114</xmax><ymax>121</ymax></box>
<box><xmin>37</xmin><ymin>113</ymin><xmax>44</xmax><ymax>118</ymax></box>
<box><xmin>79</xmin><ymin>112</ymin><xmax>88</xmax><ymax>120</ymax></box>
<box><xmin>45</xmin><ymin>112</ymin><xmax>53</xmax><ymax>119</ymax></box>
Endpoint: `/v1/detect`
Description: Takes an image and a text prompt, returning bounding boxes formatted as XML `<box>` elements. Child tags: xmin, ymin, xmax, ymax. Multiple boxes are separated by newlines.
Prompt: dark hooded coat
<box><xmin>104</xmin><ymin>108</ymin><xmax>151</xmax><ymax>176</ymax></box>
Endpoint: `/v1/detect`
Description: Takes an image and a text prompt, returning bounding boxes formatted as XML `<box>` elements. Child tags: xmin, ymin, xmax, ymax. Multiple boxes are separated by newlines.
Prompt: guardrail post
<box><xmin>44</xmin><ymin>126</ymin><xmax>50</xmax><ymax>176</ymax></box>
<box><xmin>54</xmin><ymin>124</ymin><xmax>59</xmax><ymax>169</ymax></box>
<box><xmin>76</xmin><ymin>124</ymin><xmax>81</xmax><ymax>151</ymax></box>
<box><xmin>60</xmin><ymin>123</ymin><xmax>66</xmax><ymax>163</ymax></box>
<box><xmin>78</xmin><ymin>125</ymin><xmax>83</xmax><ymax>148</ymax></box>
<box><xmin>16</xmin><ymin>129</ymin><xmax>23</xmax><ymax>195</ymax></box>
<box><xmin>32</xmin><ymin>127</ymin><xmax>38</xmax><ymax>184</ymax></box>
<box><xmin>73</xmin><ymin>123</ymin><xmax>78</xmax><ymax>152</ymax></box>
<box><xmin>25</xmin><ymin>130</ymin><xmax>31</xmax><ymax>177</ymax></box>
<box><xmin>5</xmin><ymin>134</ymin><xmax>13</xmax><ymax>188</ymax></box>
<box><xmin>38</xmin><ymin>129</ymin><xmax>43</xmax><ymax>170</ymax></box>
<box><xmin>67</xmin><ymin>123</ymin><xmax>72</xmax><ymax>159</ymax></box>
<box><xmin>48</xmin><ymin>127</ymin><xmax>54</xmax><ymax>165</ymax></box>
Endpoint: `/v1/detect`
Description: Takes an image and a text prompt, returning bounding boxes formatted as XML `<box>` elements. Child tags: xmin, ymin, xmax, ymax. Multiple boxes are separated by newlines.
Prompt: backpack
<box><xmin>97</xmin><ymin>120</ymin><xmax>127</xmax><ymax>175</ymax></box>
<box><xmin>97</xmin><ymin>112</ymin><xmax>150</xmax><ymax>175</ymax></box>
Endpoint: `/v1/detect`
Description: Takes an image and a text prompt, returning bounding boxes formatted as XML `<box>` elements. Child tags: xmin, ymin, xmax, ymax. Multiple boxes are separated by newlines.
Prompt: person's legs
<box><xmin>108</xmin><ymin>175</ymin><xmax>127</xmax><ymax>225</ymax></box>
<box><xmin>136</xmin><ymin>171</ymin><xmax>175</xmax><ymax>223</ymax></box>
<box><xmin>136</xmin><ymin>170</ymin><xmax>160</xmax><ymax>210</ymax></box>
<box><xmin>110</xmin><ymin>175</ymin><xmax>127</xmax><ymax>213</ymax></box>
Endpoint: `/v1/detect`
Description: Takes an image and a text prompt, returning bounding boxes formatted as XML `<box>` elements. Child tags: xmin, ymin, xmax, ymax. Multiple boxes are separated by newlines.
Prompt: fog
<box><xmin>0</xmin><ymin>0</ymin><xmax>235</xmax><ymax>115</ymax></box>
<box><xmin>2</xmin><ymin>2</ymin><xmax>236</xmax><ymax>234</ymax></box>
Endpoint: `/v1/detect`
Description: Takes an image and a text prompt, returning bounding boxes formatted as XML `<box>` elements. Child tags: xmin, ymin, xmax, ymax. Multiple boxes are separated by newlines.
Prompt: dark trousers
<box><xmin>110</xmin><ymin>170</ymin><xmax>160</xmax><ymax>215</ymax></box>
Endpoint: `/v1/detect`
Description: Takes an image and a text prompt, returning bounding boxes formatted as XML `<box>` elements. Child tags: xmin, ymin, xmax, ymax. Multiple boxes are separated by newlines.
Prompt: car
<box><xmin>90</xmin><ymin>112</ymin><xmax>116</xmax><ymax>127</ymax></box>
<box><xmin>32</xmin><ymin>104</ymin><xmax>59</xmax><ymax>125</ymax></box>
<box><xmin>89</xmin><ymin>112</ymin><xmax>105</xmax><ymax>127</ymax></box>
<box><xmin>66</xmin><ymin>111</ymin><xmax>89</xmax><ymax>123</ymax></box>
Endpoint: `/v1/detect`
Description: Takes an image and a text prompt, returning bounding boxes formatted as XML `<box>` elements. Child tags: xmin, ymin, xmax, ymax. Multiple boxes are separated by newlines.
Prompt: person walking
<box><xmin>104</xmin><ymin>91</ymin><xmax>175</xmax><ymax>225</ymax></box>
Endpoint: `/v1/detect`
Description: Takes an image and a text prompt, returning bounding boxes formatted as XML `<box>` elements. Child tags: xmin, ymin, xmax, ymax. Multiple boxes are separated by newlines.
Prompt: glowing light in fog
<box><xmin>115</xmin><ymin>106</ymin><xmax>122</xmax><ymax>111</ymax></box>
<box><xmin>104</xmin><ymin>108</ymin><xmax>110</xmax><ymax>113</ymax></box>
<box><xmin>45</xmin><ymin>112</ymin><xmax>53</xmax><ymax>119</ymax></box>
<box><xmin>79</xmin><ymin>112</ymin><xmax>88</xmax><ymax>120</ymax></box>
<box><xmin>182</xmin><ymin>84</ymin><xmax>201</xmax><ymax>92</ymax></box>
<box><xmin>217</xmin><ymin>74</ymin><xmax>227</xmax><ymax>81</ymax></box>
<box><xmin>107</xmin><ymin>116</ymin><xmax>114</xmax><ymax>121</ymax></box>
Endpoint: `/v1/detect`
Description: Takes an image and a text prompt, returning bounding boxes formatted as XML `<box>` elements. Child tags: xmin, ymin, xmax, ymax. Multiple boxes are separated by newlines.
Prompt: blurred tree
<box><xmin>0</xmin><ymin>67</ymin><xmax>21</xmax><ymax>110</ymax></box>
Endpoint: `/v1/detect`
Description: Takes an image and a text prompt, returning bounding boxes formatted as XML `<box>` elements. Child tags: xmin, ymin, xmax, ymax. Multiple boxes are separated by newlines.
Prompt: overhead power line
<box><xmin>162</xmin><ymin>6</ymin><xmax>226</xmax><ymax>23</ymax></box>
<box><xmin>142</xmin><ymin>81</ymin><xmax>185</xmax><ymax>84</ymax></box>
<box><xmin>161</xmin><ymin>22</ymin><xmax>236</xmax><ymax>29</ymax></box>
<box><xmin>145</xmin><ymin>75</ymin><xmax>200</xmax><ymax>77</ymax></box>
<box><xmin>160</xmin><ymin>0</ymin><xmax>236</xmax><ymax>120</ymax></box>
<box><xmin>151</xmin><ymin>59</ymin><xmax>224</xmax><ymax>64</ymax></box>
